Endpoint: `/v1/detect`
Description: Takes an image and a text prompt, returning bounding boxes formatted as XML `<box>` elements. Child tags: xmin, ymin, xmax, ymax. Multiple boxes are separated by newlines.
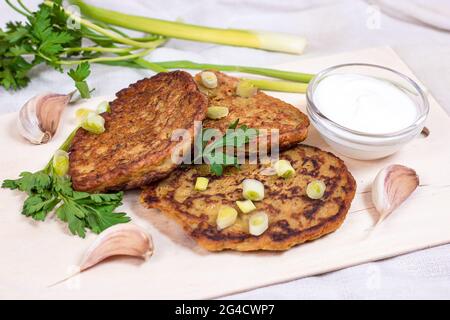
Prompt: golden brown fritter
<box><xmin>194</xmin><ymin>71</ymin><xmax>310</xmax><ymax>150</ymax></box>
<box><xmin>141</xmin><ymin>145</ymin><xmax>356</xmax><ymax>251</ymax></box>
<box><xmin>69</xmin><ymin>71</ymin><xmax>208</xmax><ymax>192</ymax></box>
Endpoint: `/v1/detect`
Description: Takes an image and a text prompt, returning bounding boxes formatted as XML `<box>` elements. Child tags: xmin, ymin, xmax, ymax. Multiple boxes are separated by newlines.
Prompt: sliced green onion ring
<box><xmin>81</xmin><ymin>112</ymin><xmax>106</xmax><ymax>134</ymax></box>
<box><xmin>75</xmin><ymin>108</ymin><xmax>95</xmax><ymax>123</ymax></box>
<box><xmin>96</xmin><ymin>101</ymin><xmax>110</xmax><ymax>114</ymax></box>
<box><xmin>242</xmin><ymin>179</ymin><xmax>264</xmax><ymax>201</ymax></box>
<box><xmin>306</xmin><ymin>180</ymin><xmax>326</xmax><ymax>200</ymax></box>
<box><xmin>236</xmin><ymin>199</ymin><xmax>256</xmax><ymax>214</ymax></box>
<box><xmin>207</xmin><ymin>106</ymin><xmax>229</xmax><ymax>120</ymax></box>
<box><xmin>52</xmin><ymin>150</ymin><xmax>70</xmax><ymax>176</ymax></box>
<box><xmin>236</xmin><ymin>80</ymin><xmax>257</xmax><ymax>98</ymax></box>
<box><xmin>249</xmin><ymin>211</ymin><xmax>269</xmax><ymax>236</ymax></box>
<box><xmin>273</xmin><ymin>159</ymin><xmax>295</xmax><ymax>178</ymax></box>
<box><xmin>194</xmin><ymin>177</ymin><xmax>209</xmax><ymax>191</ymax></box>
<box><xmin>201</xmin><ymin>71</ymin><xmax>218</xmax><ymax>89</ymax></box>
<box><xmin>216</xmin><ymin>206</ymin><xmax>238</xmax><ymax>230</ymax></box>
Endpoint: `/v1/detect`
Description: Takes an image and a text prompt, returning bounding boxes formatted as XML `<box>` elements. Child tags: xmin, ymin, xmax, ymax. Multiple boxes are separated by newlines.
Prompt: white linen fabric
<box><xmin>372</xmin><ymin>0</ymin><xmax>450</xmax><ymax>31</ymax></box>
<box><xmin>0</xmin><ymin>0</ymin><xmax>449</xmax><ymax>300</ymax></box>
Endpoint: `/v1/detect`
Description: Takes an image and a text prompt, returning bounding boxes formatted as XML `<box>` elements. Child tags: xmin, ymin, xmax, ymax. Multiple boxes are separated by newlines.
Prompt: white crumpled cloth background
<box><xmin>1</xmin><ymin>0</ymin><xmax>449</xmax><ymax>299</ymax></box>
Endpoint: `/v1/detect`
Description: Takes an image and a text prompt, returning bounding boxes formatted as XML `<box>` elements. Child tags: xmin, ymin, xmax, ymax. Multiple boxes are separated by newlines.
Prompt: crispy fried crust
<box><xmin>141</xmin><ymin>145</ymin><xmax>356</xmax><ymax>251</ymax></box>
<box><xmin>69</xmin><ymin>71</ymin><xmax>208</xmax><ymax>192</ymax></box>
<box><xmin>194</xmin><ymin>71</ymin><xmax>310</xmax><ymax>150</ymax></box>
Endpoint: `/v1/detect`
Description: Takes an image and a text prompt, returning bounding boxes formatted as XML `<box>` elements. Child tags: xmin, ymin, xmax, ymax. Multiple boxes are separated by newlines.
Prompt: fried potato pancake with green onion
<box><xmin>194</xmin><ymin>71</ymin><xmax>310</xmax><ymax>150</ymax></box>
<box><xmin>141</xmin><ymin>145</ymin><xmax>356</xmax><ymax>251</ymax></box>
<box><xmin>69</xmin><ymin>71</ymin><xmax>208</xmax><ymax>192</ymax></box>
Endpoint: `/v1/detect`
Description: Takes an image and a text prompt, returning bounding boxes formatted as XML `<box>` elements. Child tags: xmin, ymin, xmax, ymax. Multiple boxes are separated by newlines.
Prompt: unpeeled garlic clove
<box><xmin>17</xmin><ymin>92</ymin><xmax>73</xmax><ymax>144</ymax></box>
<box><xmin>79</xmin><ymin>223</ymin><xmax>153</xmax><ymax>272</ymax></box>
<box><xmin>372</xmin><ymin>165</ymin><xmax>419</xmax><ymax>225</ymax></box>
<box><xmin>49</xmin><ymin>223</ymin><xmax>153</xmax><ymax>287</ymax></box>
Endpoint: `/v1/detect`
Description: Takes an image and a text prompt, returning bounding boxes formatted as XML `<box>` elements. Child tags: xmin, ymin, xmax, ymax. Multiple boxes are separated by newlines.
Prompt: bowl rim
<box><xmin>306</xmin><ymin>63</ymin><xmax>430</xmax><ymax>139</ymax></box>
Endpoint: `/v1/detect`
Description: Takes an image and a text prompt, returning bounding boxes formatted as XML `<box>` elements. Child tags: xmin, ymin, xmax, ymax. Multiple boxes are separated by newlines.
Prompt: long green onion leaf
<box><xmin>156</xmin><ymin>61</ymin><xmax>314</xmax><ymax>83</ymax></box>
<box><xmin>241</xmin><ymin>78</ymin><xmax>308</xmax><ymax>93</ymax></box>
<box><xmin>69</xmin><ymin>0</ymin><xmax>307</xmax><ymax>54</ymax></box>
<box><xmin>99</xmin><ymin>59</ymin><xmax>314</xmax><ymax>83</ymax></box>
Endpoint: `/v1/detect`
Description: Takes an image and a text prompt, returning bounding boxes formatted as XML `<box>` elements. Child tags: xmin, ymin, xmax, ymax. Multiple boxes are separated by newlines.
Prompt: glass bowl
<box><xmin>306</xmin><ymin>63</ymin><xmax>429</xmax><ymax>160</ymax></box>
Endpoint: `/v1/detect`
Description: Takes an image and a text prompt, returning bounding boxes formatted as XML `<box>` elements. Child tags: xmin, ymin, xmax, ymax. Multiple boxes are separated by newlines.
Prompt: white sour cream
<box><xmin>313</xmin><ymin>74</ymin><xmax>418</xmax><ymax>134</ymax></box>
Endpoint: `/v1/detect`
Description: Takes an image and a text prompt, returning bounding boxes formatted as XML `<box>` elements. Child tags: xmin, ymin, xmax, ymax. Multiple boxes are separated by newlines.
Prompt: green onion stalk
<box><xmin>69</xmin><ymin>0</ymin><xmax>307</xmax><ymax>54</ymax></box>
<box><xmin>100</xmin><ymin>59</ymin><xmax>311</xmax><ymax>93</ymax></box>
<box><xmin>17</xmin><ymin>1</ymin><xmax>314</xmax><ymax>93</ymax></box>
<box><xmin>50</xmin><ymin>1</ymin><xmax>314</xmax><ymax>83</ymax></box>
<box><xmin>241</xmin><ymin>78</ymin><xmax>308</xmax><ymax>93</ymax></box>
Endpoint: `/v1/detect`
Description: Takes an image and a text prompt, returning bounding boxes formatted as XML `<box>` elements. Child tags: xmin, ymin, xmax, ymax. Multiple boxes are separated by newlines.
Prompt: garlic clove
<box><xmin>372</xmin><ymin>164</ymin><xmax>419</xmax><ymax>225</ymax></box>
<box><xmin>79</xmin><ymin>223</ymin><xmax>153</xmax><ymax>272</ymax></box>
<box><xmin>49</xmin><ymin>223</ymin><xmax>153</xmax><ymax>287</ymax></box>
<box><xmin>17</xmin><ymin>92</ymin><xmax>73</xmax><ymax>145</ymax></box>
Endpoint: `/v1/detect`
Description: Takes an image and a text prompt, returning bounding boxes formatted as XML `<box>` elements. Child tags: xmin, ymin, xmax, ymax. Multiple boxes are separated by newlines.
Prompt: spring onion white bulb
<box><xmin>249</xmin><ymin>211</ymin><xmax>269</xmax><ymax>236</ymax></box>
<box><xmin>255</xmin><ymin>31</ymin><xmax>307</xmax><ymax>54</ymax></box>
<box><xmin>242</xmin><ymin>179</ymin><xmax>265</xmax><ymax>201</ymax></box>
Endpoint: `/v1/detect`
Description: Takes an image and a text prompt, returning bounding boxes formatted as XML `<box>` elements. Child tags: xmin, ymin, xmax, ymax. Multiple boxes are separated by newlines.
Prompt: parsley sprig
<box><xmin>0</xmin><ymin>0</ymin><xmax>165</xmax><ymax>96</ymax></box>
<box><xmin>0</xmin><ymin>0</ymin><xmax>92</xmax><ymax>96</ymax></box>
<box><xmin>1</xmin><ymin>128</ymin><xmax>130</xmax><ymax>238</ymax></box>
<box><xmin>197</xmin><ymin>119</ymin><xmax>259</xmax><ymax>176</ymax></box>
<box><xmin>67</xmin><ymin>62</ymin><xmax>91</xmax><ymax>98</ymax></box>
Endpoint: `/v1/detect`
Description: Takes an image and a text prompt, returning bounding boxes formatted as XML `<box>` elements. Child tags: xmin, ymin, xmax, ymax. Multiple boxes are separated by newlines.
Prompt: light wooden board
<box><xmin>0</xmin><ymin>47</ymin><xmax>449</xmax><ymax>299</ymax></box>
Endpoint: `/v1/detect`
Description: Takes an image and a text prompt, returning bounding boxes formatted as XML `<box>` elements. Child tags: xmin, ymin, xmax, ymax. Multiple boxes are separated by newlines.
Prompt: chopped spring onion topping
<box><xmin>236</xmin><ymin>199</ymin><xmax>256</xmax><ymax>214</ymax></box>
<box><xmin>81</xmin><ymin>112</ymin><xmax>105</xmax><ymax>134</ymax></box>
<box><xmin>75</xmin><ymin>108</ymin><xmax>95</xmax><ymax>123</ymax></box>
<box><xmin>243</xmin><ymin>179</ymin><xmax>264</xmax><ymax>201</ymax></box>
<box><xmin>249</xmin><ymin>211</ymin><xmax>269</xmax><ymax>236</ymax></box>
<box><xmin>236</xmin><ymin>80</ymin><xmax>257</xmax><ymax>98</ymax></box>
<box><xmin>200</xmin><ymin>71</ymin><xmax>218</xmax><ymax>89</ymax></box>
<box><xmin>194</xmin><ymin>177</ymin><xmax>209</xmax><ymax>191</ymax></box>
<box><xmin>306</xmin><ymin>180</ymin><xmax>326</xmax><ymax>200</ymax></box>
<box><xmin>96</xmin><ymin>101</ymin><xmax>110</xmax><ymax>114</ymax></box>
<box><xmin>274</xmin><ymin>160</ymin><xmax>295</xmax><ymax>178</ymax></box>
<box><xmin>216</xmin><ymin>206</ymin><xmax>238</xmax><ymax>230</ymax></box>
<box><xmin>52</xmin><ymin>150</ymin><xmax>70</xmax><ymax>177</ymax></box>
<box><xmin>207</xmin><ymin>106</ymin><xmax>229</xmax><ymax>120</ymax></box>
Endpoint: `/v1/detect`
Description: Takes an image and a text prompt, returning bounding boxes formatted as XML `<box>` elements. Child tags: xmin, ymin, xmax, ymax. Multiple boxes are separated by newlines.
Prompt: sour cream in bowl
<box><xmin>306</xmin><ymin>64</ymin><xmax>429</xmax><ymax>160</ymax></box>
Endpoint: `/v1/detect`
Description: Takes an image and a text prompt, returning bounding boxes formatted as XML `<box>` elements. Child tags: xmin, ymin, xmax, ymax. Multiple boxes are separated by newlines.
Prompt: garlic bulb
<box><xmin>372</xmin><ymin>165</ymin><xmax>419</xmax><ymax>225</ymax></box>
<box><xmin>17</xmin><ymin>92</ymin><xmax>73</xmax><ymax>144</ymax></box>
<box><xmin>79</xmin><ymin>223</ymin><xmax>153</xmax><ymax>272</ymax></box>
